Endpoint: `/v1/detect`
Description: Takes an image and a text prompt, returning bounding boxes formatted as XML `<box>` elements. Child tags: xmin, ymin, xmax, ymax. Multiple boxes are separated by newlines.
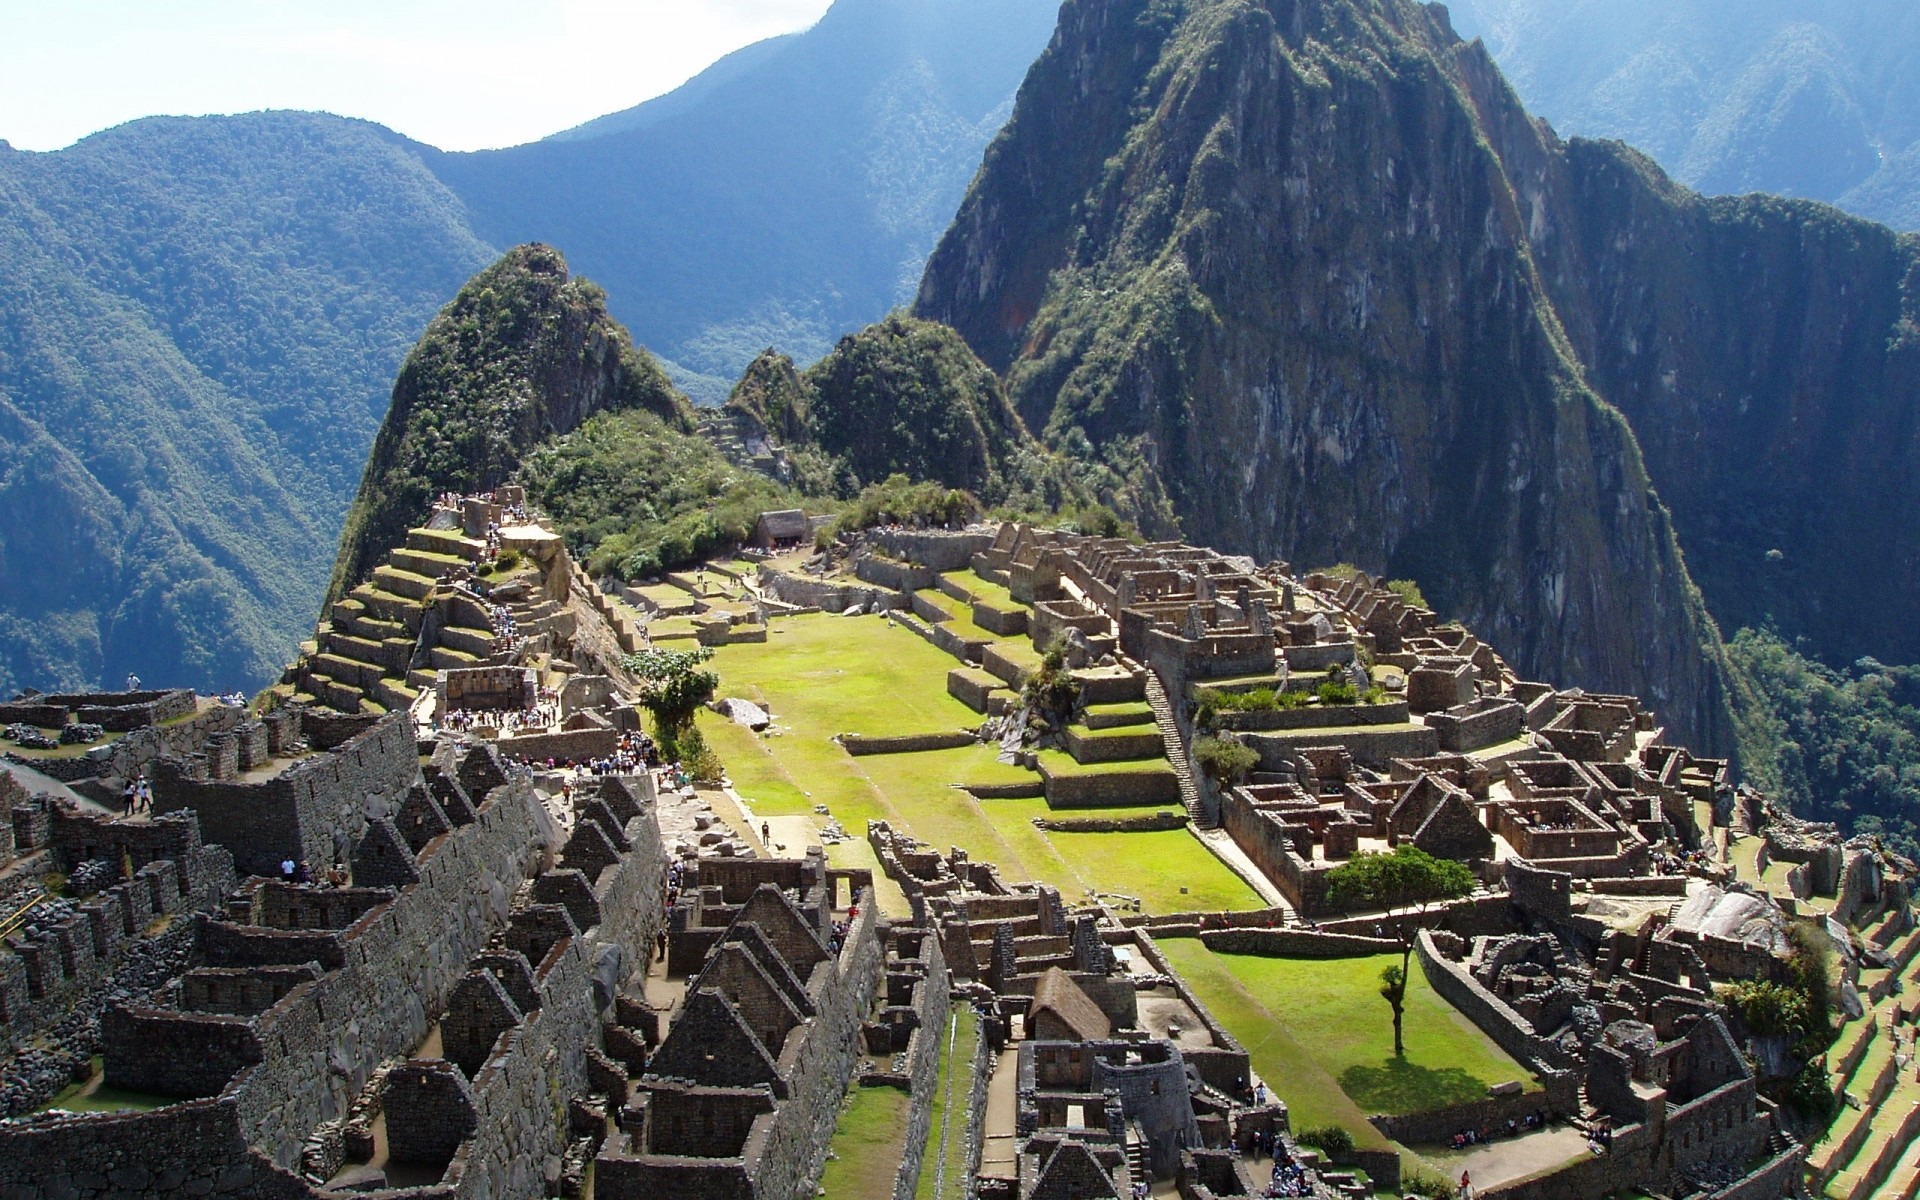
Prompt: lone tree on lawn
<box><xmin>1325</xmin><ymin>845</ymin><xmax>1475</xmax><ymax>1056</ymax></box>
<box><xmin>622</xmin><ymin>646</ymin><xmax>718</xmax><ymax>760</ymax></box>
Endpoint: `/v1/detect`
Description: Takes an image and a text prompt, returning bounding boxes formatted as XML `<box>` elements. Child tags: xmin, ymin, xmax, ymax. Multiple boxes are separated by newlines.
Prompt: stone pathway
<box><xmin>1421</xmin><ymin>1125</ymin><xmax>1591</xmax><ymax>1190</ymax></box>
<box><xmin>1195</xmin><ymin>827</ymin><xmax>1290</xmax><ymax>910</ymax></box>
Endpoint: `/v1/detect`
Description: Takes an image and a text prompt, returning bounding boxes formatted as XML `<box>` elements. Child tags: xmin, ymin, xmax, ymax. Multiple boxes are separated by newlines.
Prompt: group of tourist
<box><xmin>1263</xmin><ymin>1157</ymin><xmax>1311</xmax><ymax>1198</ymax></box>
<box><xmin>1447</xmin><ymin>1111</ymin><xmax>1549</xmax><ymax>1151</ymax></box>
<box><xmin>436</xmin><ymin>699</ymin><xmax>557</xmax><ymax>735</ymax></box>
<box><xmin>1586</xmin><ymin>1120</ymin><xmax>1613</xmax><ymax>1155</ymax></box>
<box><xmin>119</xmin><ymin>775</ymin><xmax>152</xmax><ymax>816</ymax></box>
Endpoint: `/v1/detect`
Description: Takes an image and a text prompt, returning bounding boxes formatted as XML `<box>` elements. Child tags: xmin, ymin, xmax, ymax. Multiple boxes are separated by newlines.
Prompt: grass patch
<box><xmin>820</xmin><ymin>1083</ymin><xmax>913</xmax><ymax>1199</ymax></box>
<box><xmin>1033</xmin><ymin>748</ymin><xmax>1175</xmax><ymax>777</ymax></box>
<box><xmin>940</xmin><ymin>569</ymin><xmax>1025</xmax><ymax>612</ymax></box>
<box><xmin>916</xmin><ymin>1006</ymin><xmax>979</xmax><ymax>1200</ymax></box>
<box><xmin>1157</xmin><ymin>942</ymin><xmax>1535</xmax><ymax>1147</ymax></box>
<box><xmin>701</xmin><ymin>613</ymin><xmax>1259</xmax><ymax>915</ymax></box>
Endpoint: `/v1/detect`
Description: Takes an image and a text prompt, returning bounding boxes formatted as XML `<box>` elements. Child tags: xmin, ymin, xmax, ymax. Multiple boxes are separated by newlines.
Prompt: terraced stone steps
<box><xmin>1814</xmin><ymin>1033</ymin><xmax>1903</xmax><ymax>1190</ymax></box>
<box><xmin>1144</xmin><ymin>670</ymin><xmax>1209</xmax><ymax>828</ymax></box>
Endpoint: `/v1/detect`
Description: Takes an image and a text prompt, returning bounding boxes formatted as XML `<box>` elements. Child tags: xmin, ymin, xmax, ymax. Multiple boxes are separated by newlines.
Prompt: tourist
<box><xmin>122</xmin><ymin>780</ymin><xmax>138</xmax><ymax>816</ymax></box>
<box><xmin>761</xmin><ymin>821</ymin><xmax>771</xmax><ymax>846</ymax></box>
<box><xmin>294</xmin><ymin>861</ymin><xmax>311</xmax><ymax>884</ymax></box>
<box><xmin>280</xmin><ymin>858</ymin><xmax>297</xmax><ymax>881</ymax></box>
<box><xmin>136</xmin><ymin>775</ymin><xmax>151</xmax><ymax>812</ymax></box>
<box><xmin>126</xmin><ymin>673</ymin><xmax>141</xmax><ymax>692</ymax></box>
<box><xmin>1458</xmin><ymin>1170</ymin><xmax>1472</xmax><ymax>1200</ymax></box>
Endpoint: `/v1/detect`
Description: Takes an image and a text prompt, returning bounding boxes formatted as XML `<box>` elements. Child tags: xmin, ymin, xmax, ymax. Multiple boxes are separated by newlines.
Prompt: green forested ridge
<box><xmin>0</xmin><ymin>0</ymin><xmax>1057</xmax><ymax>692</ymax></box>
<box><xmin>424</xmin><ymin>0</ymin><xmax>1063</xmax><ymax>400</ymax></box>
<box><xmin>0</xmin><ymin>113</ymin><xmax>492</xmax><ymax>695</ymax></box>
<box><xmin>1445</xmin><ymin>0</ymin><xmax>1920</xmax><ymax>230</ymax></box>
<box><xmin>330</xmin><ymin>245</ymin><xmax>690</xmax><ymax>600</ymax></box>
<box><xmin>1731</xmin><ymin>629</ymin><xmax>1920</xmax><ymax>860</ymax></box>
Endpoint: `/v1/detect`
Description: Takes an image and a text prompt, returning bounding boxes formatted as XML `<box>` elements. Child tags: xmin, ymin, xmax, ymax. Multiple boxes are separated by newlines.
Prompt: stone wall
<box><xmin>490</xmin><ymin>726</ymin><xmax>621</xmax><ymax>765</ymax></box>
<box><xmin>840</xmin><ymin>730</ymin><xmax>979</xmax><ymax>757</ymax></box>
<box><xmin>1215</xmin><ymin>700</ymin><xmax>1410</xmax><ymax>732</ymax></box>
<box><xmin>1245</xmin><ymin>725</ymin><xmax>1439</xmax><ymax>770</ymax></box>
<box><xmin>152</xmin><ymin>713</ymin><xmax>418</xmax><ymax>877</ymax></box>
<box><xmin>0</xmin><ymin>1098</ymin><xmax>312</xmax><ymax>1200</ymax></box>
<box><xmin>890</xmin><ymin>935</ymin><xmax>953</xmax><ymax>1200</ymax></box>
<box><xmin>1414</xmin><ymin>931</ymin><xmax>1576</xmax><ymax>1073</ymax></box>
<box><xmin>1197</xmin><ymin>928</ymin><xmax>1400</xmax><ymax>958</ymax></box>
<box><xmin>757</xmin><ymin>567</ymin><xmax>903</xmax><ymax>614</ymax></box>
<box><xmin>222</xmin><ymin>775</ymin><xmax>544</xmax><ymax>1167</ymax></box>
<box><xmin>854</xmin><ymin>554</ymin><xmax>936</xmax><ymax>594</ymax></box>
<box><xmin>872</xmin><ymin>529</ymin><xmax>996</xmax><ymax>572</ymax></box>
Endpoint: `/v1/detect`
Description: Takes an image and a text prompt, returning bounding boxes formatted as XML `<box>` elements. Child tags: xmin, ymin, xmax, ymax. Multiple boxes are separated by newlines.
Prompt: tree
<box><xmin>623</xmin><ymin>646</ymin><xmax>718</xmax><ymax>759</ymax></box>
<box><xmin>1325</xmin><ymin>845</ymin><xmax>1476</xmax><ymax>1055</ymax></box>
<box><xmin>1194</xmin><ymin>735</ymin><xmax>1259</xmax><ymax>786</ymax></box>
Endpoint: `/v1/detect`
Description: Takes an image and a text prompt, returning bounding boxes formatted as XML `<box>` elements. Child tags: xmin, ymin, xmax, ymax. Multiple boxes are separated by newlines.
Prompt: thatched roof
<box><xmin>1030</xmin><ymin>967</ymin><xmax>1111</xmax><ymax>1041</ymax></box>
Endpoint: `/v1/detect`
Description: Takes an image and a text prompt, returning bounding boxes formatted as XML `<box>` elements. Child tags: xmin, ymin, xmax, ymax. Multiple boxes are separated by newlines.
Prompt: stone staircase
<box><xmin>282</xmin><ymin>526</ymin><xmax>501</xmax><ymax>715</ymax></box>
<box><xmin>1144</xmin><ymin>669</ymin><xmax>1210</xmax><ymax>828</ymax></box>
<box><xmin>696</xmin><ymin>408</ymin><xmax>788</xmax><ymax>480</ymax></box>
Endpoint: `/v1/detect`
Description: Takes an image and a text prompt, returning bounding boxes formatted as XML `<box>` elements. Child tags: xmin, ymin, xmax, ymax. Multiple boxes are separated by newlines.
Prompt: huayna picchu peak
<box><xmin>7</xmin><ymin>1</ymin><xmax>1920</xmax><ymax>1197</ymax></box>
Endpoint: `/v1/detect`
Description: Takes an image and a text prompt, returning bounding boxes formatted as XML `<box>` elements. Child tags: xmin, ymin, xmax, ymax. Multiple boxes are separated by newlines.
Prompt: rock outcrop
<box><xmin>917</xmin><ymin>0</ymin><xmax>1916</xmax><ymax>751</ymax></box>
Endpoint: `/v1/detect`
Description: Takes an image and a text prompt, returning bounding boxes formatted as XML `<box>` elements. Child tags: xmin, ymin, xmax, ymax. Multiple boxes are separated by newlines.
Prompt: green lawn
<box><xmin>820</xmin><ymin>1083</ymin><xmax>913</xmax><ymax>1199</ymax></box>
<box><xmin>940</xmin><ymin>569</ymin><xmax>1025</xmax><ymax>611</ymax></box>
<box><xmin>1157</xmin><ymin>941</ymin><xmax>1536</xmax><ymax>1150</ymax></box>
<box><xmin>1034</xmin><ymin>748</ymin><xmax>1177</xmax><ymax>777</ymax></box>
<box><xmin>709</xmin><ymin>615</ymin><xmax>982</xmax><ymax>738</ymax></box>
<box><xmin>702</xmin><ymin>613</ymin><xmax>1260</xmax><ymax>915</ymax></box>
<box><xmin>917</xmin><ymin>1007</ymin><xmax>979</xmax><ymax>1200</ymax></box>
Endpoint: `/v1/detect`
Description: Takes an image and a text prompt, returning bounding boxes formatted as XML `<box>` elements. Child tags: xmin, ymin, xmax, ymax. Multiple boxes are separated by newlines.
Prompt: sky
<box><xmin>0</xmin><ymin>0</ymin><xmax>837</xmax><ymax>152</ymax></box>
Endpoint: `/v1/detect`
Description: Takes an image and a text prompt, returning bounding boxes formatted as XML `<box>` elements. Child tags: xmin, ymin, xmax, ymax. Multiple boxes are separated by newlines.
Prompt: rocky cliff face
<box><xmin>328</xmin><ymin>245</ymin><xmax>688</xmax><ymax>601</ymax></box>
<box><xmin>917</xmin><ymin>0</ymin><xmax>1745</xmax><ymax>749</ymax></box>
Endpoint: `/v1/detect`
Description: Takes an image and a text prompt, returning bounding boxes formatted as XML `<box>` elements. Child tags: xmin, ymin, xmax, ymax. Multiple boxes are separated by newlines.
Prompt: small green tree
<box><xmin>1378</xmin><ymin>964</ymin><xmax>1409</xmax><ymax>1065</ymax></box>
<box><xmin>1023</xmin><ymin>644</ymin><xmax>1082</xmax><ymax>728</ymax></box>
<box><xmin>623</xmin><ymin>646</ymin><xmax>718</xmax><ymax>760</ymax></box>
<box><xmin>1325</xmin><ymin>845</ymin><xmax>1476</xmax><ymax>1055</ymax></box>
<box><xmin>1194</xmin><ymin>735</ymin><xmax>1259</xmax><ymax>786</ymax></box>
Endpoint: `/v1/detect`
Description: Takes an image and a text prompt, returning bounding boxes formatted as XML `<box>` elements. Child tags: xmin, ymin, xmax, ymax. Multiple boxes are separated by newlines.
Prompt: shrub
<box><xmin>1385</xmin><ymin>578</ymin><xmax>1429</xmax><ymax>610</ymax></box>
<box><xmin>494</xmin><ymin>548</ymin><xmax>523</xmax><ymax>573</ymax></box>
<box><xmin>1401</xmin><ymin>1168</ymin><xmax>1454</xmax><ymax>1200</ymax></box>
<box><xmin>1194</xmin><ymin>736</ymin><xmax>1259</xmax><ymax>784</ymax></box>
<box><xmin>1316</xmin><ymin>679</ymin><xmax>1360</xmax><ymax>705</ymax></box>
<box><xmin>676</xmin><ymin>725</ymin><xmax>724</xmax><ymax>783</ymax></box>
<box><xmin>1295</xmin><ymin>1126</ymin><xmax>1354</xmax><ymax>1156</ymax></box>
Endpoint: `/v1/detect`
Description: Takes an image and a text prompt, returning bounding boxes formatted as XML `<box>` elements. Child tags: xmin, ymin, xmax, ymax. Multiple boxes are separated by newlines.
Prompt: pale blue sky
<box><xmin>0</xmin><ymin>0</ymin><xmax>835</xmax><ymax>152</ymax></box>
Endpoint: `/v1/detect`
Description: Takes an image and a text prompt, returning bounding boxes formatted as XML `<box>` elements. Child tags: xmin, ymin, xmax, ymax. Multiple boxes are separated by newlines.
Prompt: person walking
<box><xmin>122</xmin><ymin>780</ymin><xmax>138</xmax><ymax>817</ymax></box>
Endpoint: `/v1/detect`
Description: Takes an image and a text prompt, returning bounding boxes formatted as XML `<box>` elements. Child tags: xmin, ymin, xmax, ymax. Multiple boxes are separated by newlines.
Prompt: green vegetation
<box><xmin>820</xmin><ymin>1084</ymin><xmax>913</xmax><ymax>1199</ymax></box>
<box><xmin>1193</xmin><ymin>735</ymin><xmax>1258</xmax><ymax>785</ymax></box>
<box><xmin>1295</xmin><ymin>1126</ymin><xmax>1354</xmax><ymax>1156</ymax></box>
<box><xmin>624</xmin><ymin>646</ymin><xmax>719</xmax><ymax>761</ymax></box>
<box><xmin>1326</xmin><ymin>847</ymin><xmax>1477</xmax><ymax>1055</ymax></box>
<box><xmin>332</xmin><ymin>245</ymin><xmax>690</xmax><ymax>601</ymax></box>
<box><xmin>1157</xmin><ymin>941</ymin><xmax>1534</xmax><ymax>1148</ymax></box>
<box><xmin>524</xmin><ymin>408</ymin><xmax>805</xmax><ymax>578</ymax></box>
<box><xmin>830</xmin><ymin>475</ymin><xmax>979</xmax><ymax>539</ymax></box>
<box><xmin>1730</xmin><ymin>628</ymin><xmax>1920</xmax><ymax>859</ymax></box>
<box><xmin>701</xmin><ymin>613</ymin><xmax>1256</xmax><ymax>914</ymax></box>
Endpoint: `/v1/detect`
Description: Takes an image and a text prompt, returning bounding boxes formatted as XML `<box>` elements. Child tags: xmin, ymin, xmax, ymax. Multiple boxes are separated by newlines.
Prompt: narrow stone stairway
<box><xmin>1145</xmin><ymin>668</ymin><xmax>1210</xmax><ymax>828</ymax></box>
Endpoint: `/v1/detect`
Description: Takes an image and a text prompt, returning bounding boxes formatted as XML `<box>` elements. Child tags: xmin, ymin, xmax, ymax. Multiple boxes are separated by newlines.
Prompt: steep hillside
<box><xmin>1444</xmin><ymin>0</ymin><xmax>1920</xmax><ymax>229</ymax></box>
<box><xmin>0</xmin><ymin>114</ymin><xmax>492</xmax><ymax>695</ymax></box>
<box><xmin>329</xmin><ymin>245</ymin><xmax>689</xmax><ymax>601</ymax></box>
<box><xmin>0</xmin><ymin>0</ymin><xmax>1056</xmax><ymax>692</ymax></box>
<box><xmin>918</xmin><ymin>0</ymin><xmax>1740</xmax><ymax>748</ymax></box>
<box><xmin>428</xmin><ymin>0</ymin><xmax>1062</xmax><ymax>399</ymax></box>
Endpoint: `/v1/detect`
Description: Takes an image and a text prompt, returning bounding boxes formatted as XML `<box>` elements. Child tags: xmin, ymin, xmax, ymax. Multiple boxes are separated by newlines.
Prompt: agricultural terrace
<box><xmin>697</xmin><ymin>611</ymin><xmax>1261</xmax><ymax>915</ymax></box>
<box><xmin>1157</xmin><ymin>940</ymin><xmax>1537</xmax><ymax>1153</ymax></box>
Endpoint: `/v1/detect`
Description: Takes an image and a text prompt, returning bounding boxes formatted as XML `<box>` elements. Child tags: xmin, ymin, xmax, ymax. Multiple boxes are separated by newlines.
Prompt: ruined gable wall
<box><xmin>228</xmin><ymin>778</ymin><xmax>542</xmax><ymax>1167</ymax></box>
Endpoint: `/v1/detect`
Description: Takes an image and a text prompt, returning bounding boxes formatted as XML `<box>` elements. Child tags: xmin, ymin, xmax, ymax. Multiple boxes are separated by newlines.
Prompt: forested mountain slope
<box><xmin>0</xmin><ymin>0</ymin><xmax>1056</xmax><ymax>693</ymax></box>
<box><xmin>916</xmin><ymin>0</ymin><xmax>1916</xmax><ymax>752</ymax></box>
<box><xmin>0</xmin><ymin>115</ymin><xmax>492</xmax><ymax>694</ymax></box>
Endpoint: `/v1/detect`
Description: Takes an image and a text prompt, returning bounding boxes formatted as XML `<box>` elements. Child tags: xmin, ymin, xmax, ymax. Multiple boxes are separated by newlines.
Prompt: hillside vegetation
<box><xmin>330</xmin><ymin>245</ymin><xmax>690</xmax><ymax>601</ymax></box>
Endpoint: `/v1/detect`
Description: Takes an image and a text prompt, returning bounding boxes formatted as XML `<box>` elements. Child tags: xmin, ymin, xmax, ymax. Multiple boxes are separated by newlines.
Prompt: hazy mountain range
<box><xmin>0</xmin><ymin>0</ymin><xmax>1060</xmax><ymax>696</ymax></box>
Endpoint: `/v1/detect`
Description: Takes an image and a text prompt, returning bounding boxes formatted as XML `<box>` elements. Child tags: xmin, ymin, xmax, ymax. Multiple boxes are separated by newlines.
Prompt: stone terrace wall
<box><xmin>0</xmin><ymin>1097</ymin><xmax>312</xmax><ymax>1200</ymax></box>
<box><xmin>1197</xmin><ymin>928</ymin><xmax>1400</xmax><ymax>958</ymax></box>
<box><xmin>1414</xmin><ymin>931</ymin><xmax>1576</xmax><ymax>1073</ymax></box>
<box><xmin>153</xmin><ymin>713</ymin><xmax>418</xmax><ymax>877</ymax></box>
<box><xmin>225</xmin><ymin>777</ymin><xmax>543</xmax><ymax>1167</ymax></box>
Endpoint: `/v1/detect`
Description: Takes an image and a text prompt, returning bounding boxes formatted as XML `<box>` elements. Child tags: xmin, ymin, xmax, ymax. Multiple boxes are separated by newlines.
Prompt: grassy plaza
<box><xmin>698</xmin><ymin>612</ymin><xmax>1261</xmax><ymax>914</ymax></box>
<box><xmin>1157</xmin><ymin>940</ymin><xmax>1536</xmax><ymax>1149</ymax></box>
